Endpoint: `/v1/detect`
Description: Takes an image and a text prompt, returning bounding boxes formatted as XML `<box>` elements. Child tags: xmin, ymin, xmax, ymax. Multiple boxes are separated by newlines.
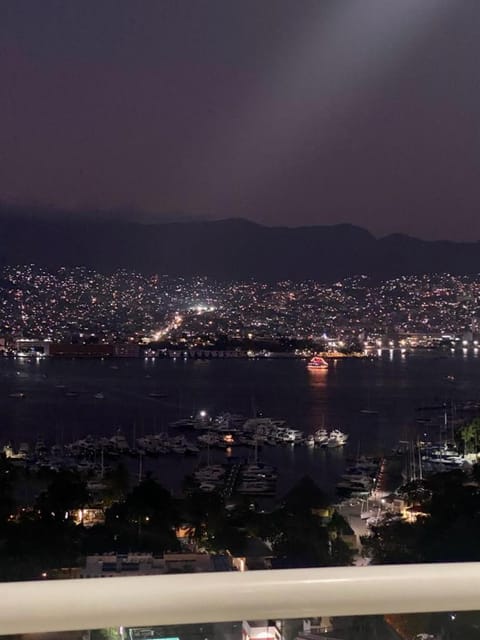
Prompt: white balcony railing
<box><xmin>1</xmin><ymin>563</ymin><xmax>480</xmax><ymax>635</ymax></box>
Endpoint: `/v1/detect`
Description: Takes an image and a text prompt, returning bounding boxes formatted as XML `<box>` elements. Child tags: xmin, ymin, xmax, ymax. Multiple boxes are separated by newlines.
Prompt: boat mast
<box><xmin>410</xmin><ymin>441</ymin><xmax>416</xmax><ymax>481</ymax></box>
<box><xmin>417</xmin><ymin>440</ymin><xmax>423</xmax><ymax>481</ymax></box>
<box><xmin>443</xmin><ymin>405</ymin><xmax>448</xmax><ymax>447</ymax></box>
<box><xmin>450</xmin><ymin>400</ymin><xmax>455</xmax><ymax>444</ymax></box>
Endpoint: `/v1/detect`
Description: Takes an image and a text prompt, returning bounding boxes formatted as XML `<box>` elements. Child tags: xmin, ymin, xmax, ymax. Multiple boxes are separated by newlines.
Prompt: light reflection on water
<box><xmin>1</xmin><ymin>351</ymin><xmax>479</xmax><ymax>495</ymax></box>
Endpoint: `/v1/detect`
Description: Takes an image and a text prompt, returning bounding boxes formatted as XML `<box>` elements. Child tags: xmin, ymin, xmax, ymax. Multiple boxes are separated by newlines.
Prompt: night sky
<box><xmin>1</xmin><ymin>1</ymin><xmax>479</xmax><ymax>240</ymax></box>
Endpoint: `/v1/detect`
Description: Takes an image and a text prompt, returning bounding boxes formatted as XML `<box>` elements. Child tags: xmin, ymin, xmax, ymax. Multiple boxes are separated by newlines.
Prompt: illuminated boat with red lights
<box><xmin>307</xmin><ymin>356</ymin><xmax>329</xmax><ymax>369</ymax></box>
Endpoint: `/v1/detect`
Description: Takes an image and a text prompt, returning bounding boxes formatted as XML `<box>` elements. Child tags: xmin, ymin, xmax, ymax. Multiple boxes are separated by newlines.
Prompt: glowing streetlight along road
<box><xmin>152</xmin><ymin>314</ymin><xmax>183</xmax><ymax>342</ymax></box>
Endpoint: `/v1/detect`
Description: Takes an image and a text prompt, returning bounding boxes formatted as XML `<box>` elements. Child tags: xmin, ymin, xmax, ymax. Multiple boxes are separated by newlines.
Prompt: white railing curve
<box><xmin>1</xmin><ymin>563</ymin><xmax>480</xmax><ymax>635</ymax></box>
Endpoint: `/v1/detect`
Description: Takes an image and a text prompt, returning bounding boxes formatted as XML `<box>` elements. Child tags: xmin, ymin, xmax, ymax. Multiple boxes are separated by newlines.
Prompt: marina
<box><xmin>1</xmin><ymin>415</ymin><xmax>350</xmax><ymax>497</ymax></box>
<box><xmin>1</xmin><ymin>351</ymin><xmax>480</xmax><ymax>497</ymax></box>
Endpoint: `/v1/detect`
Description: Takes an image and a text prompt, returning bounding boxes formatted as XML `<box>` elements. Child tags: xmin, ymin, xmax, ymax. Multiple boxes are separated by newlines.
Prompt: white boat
<box><xmin>93</xmin><ymin>393</ymin><xmax>105</xmax><ymax>400</ymax></box>
<box><xmin>243</xmin><ymin>463</ymin><xmax>275</xmax><ymax>474</ymax></box>
<box><xmin>237</xmin><ymin>481</ymin><xmax>273</xmax><ymax>494</ymax></box>
<box><xmin>327</xmin><ymin>429</ymin><xmax>348</xmax><ymax>448</ymax></box>
<box><xmin>341</xmin><ymin>472</ymin><xmax>372</xmax><ymax>484</ymax></box>
<box><xmin>243</xmin><ymin>471</ymin><xmax>277</xmax><ymax>482</ymax></box>
<box><xmin>336</xmin><ymin>478</ymin><xmax>371</xmax><ymax>493</ymax></box>
<box><xmin>185</xmin><ymin>444</ymin><xmax>200</xmax><ymax>454</ymax></box>
<box><xmin>314</xmin><ymin>429</ymin><xmax>329</xmax><ymax>445</ymax></box>
<box><xmin>171</xmin><ymin>445</ymin><xmax>187</xmax><ymax>454</ymax></box>
<box><xmin>137</xmin><ymin>436</ymin><xmax>162</xmax><ymax>454</ymax></box>
<box><xmin>199</xmin><ymin>482</ymin><xmax>217</xmax><ymax>492</ymax></box>
<box><xmin>306</xmin><ymin>435</ymin><xmax>315</xmax><ymax>446</ymax></box>
<box><xmin>109</xmin><ymin>433</ymin><xmax>130</xmax><ymax>453</ymax></box>
<box><xmin>214</xmin><ymin>413</ymin><xmax>245</xmax><ymax>429</ymax></box>
<box><xmin>2</xmin><ymin>444</ymin><xmax>26</xmax><ymax>460</ymax></box>
<box><xmin>194</xmin><ymin>466</ymin><xmax>225</xmax><ymax>484</ymax></box>
<box><xmin>194</xmin><ymin>464</ymin><xmax>225</xmax><ymax>478</ymax></box>
<box><xmin>197</xmin><ymin>432</ymin><xmax>222</xmax><ymax>446</ymax></box>
<box><xmin>171</xmin><ymin>419</ymin><xmax>197</xmax><ymax>429</ymax></box>
<box><xmin>280</xmin><ymin>428</ymin><xmax>304</xmax><ymax>443</ymax></box>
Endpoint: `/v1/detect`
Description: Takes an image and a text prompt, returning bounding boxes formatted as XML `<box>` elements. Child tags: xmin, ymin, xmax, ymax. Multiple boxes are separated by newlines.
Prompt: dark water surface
<box><xmin>1</xmin><ymin>351</ymin><xmax>479</xmax><ymax>495</ymax></box>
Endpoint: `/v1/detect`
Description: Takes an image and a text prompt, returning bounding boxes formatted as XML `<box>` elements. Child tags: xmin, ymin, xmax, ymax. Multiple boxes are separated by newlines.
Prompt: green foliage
<box><xmin>36</xmin><ymin>470</ymin><xmax>89</xmax><ymax>521</ymax></box>
<box><xmin>0</xmin><ymin>474</ymin><xmax>182</xmax><ymax>579</ymax></box>
<box><xmin>265</xmin><ymin>477</ymin><xmax>354</xmax><ymax>568</ymax></box>
<box><xmin>0</xmin><ymin>467</ymin><xmax>355</xmax><ymax>579</ymax></box>
<box><xmin>272</xmin><ymin>511</ymin><xmax>332</xmax><ymax>566</ymax></box>
<box><xmin>364</xmin><ymin>470</ymin><xmax>480</xmax><ymax>564</ymax></box>
<box><xmin>0</xmin><ymin>455</ymin><xmax>15</xmax><ymax>528</ymax></box>
<box><xmin>103</xmin><ymin>462</ymin><xmax>130</xmax><ymax>503</ymax></box>
<box><xmin>104</xmin><ymin>475</ymin><xmax>180</xmax><ymax>553</ymax></box>
<box><xmin>328</xmin><ymin>510</ymin><xmax>354</xmax><ymax>535</ymax></box>
<box><xmin>460</xmin><ymin>417</ymin><xmax>480</xmax><ymax>454</ymax></box>
<box><xmin>0</xmin><ymin>515</ymin><xmax>83</xmax><ymax>580</ymax></box>
<box><xmin>283</xmin><ymin>475</ymin><xmax>329</xmax><ymax>514</ymax></box>
<box><xmin>180</xmin><ymin>489</ymin><xmax>224</xmax><ymax>543</ymax></box>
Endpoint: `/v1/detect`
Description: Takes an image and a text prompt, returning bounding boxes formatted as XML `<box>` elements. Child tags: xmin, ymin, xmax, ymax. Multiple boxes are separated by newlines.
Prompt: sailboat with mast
<box><xmin>360</xmin><ymin>388</ymin><xmax>379</xmax><ymax>415</ymax></box>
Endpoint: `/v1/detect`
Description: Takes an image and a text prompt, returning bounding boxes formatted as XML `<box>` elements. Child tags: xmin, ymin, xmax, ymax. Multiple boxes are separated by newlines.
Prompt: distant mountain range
<box><xmin>1</xmin><ymin>212</ymin><xmax>480</xmax><ymax>281</ymax></box>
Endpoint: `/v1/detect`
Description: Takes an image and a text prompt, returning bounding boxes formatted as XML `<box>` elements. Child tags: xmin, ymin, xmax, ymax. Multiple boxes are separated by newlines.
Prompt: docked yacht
<box><xmin>109</xmin><ymin>433</ymin><xmax>130</xmax><ymax>454</ymax></box>
<box><xmin>336</xmin><ymin>476</ymin><xmax>371</xmax><ymax>494</ymax></box>
<box><xmin>314</xmin><ymin>429</ymin><xmax>329</xmax><ymax>446</ymax></box>
<box><xmin>197</xmin><ymin>432</ymin><xmax>223</xmax><ymax>447</ymax></box>
<box><xmin>171</xmin><ymin>418</ymin><xmax>197</xmax><ymax>429</ymax></box>
<box><xmin>194</xmin><ymin>465</ymin><xmax>225</xmax><ymax>484</ymax></box>
<box><xmin>136</xmin><ymin>436</ymin><xmax>164</xmax><ymax>455</ymax></box>
<box><xmin>2</xmin><ymin>443</ymin><xmax>27</xmax><ymax>461</ymax></box>
<box><xmin>237</xmin><ymin>480</ymin><xmax>274</xmax><ymax>494</ymax></box>
<box><xmin>279</xmin><ymin>428</ymin><xmax>304</xmax><ymax>443</ymax></box>
<box><xmin>199</xmin><ymin>482</ymin><xmax>217</xmax><ymax>493</ymax></box>
<box><xmin>327</xmin><ymin>429</ymin><xmax>348</xmax><ymax>448</ymax></box>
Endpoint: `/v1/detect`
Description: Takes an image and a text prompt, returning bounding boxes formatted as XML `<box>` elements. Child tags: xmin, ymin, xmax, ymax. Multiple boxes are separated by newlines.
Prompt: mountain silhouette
<box><xmin>1</xmin><ymin>212</ymin><xmax>480</xmax><ymax>281</ymax></box>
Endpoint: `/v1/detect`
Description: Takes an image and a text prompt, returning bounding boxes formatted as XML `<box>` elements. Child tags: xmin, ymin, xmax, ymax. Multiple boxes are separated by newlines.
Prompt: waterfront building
<box><xmin>114</xmin><ymin>343</ymin><xmax>141</xmax><ymax>357</ymax></box>
<box><xmin>15</xmin><ymin>338</ymin><xmax>51</xmax><ymax>356</ymax></box>
<box><xmin>80</xmin><ymin>552</ymin><xmax>234</xmax><ymax>578</ymax></box>
<box><xmin>49</xmin><ymin>343</ymin><xmax>114</xmax><ymax>357</ymax></box>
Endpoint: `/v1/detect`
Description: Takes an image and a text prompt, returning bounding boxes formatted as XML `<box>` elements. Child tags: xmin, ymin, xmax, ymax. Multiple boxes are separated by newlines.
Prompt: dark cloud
<box><xmin>0</xmin><ymin>1</ymin><xmax>478</xmax><ymax>239</ymax></box>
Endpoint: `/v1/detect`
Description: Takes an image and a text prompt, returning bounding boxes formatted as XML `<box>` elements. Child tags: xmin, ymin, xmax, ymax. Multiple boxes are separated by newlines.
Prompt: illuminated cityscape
<box><xmin>1</xmin><ymin>265</ymin><xmax>480</xmax><ymax>350</ymax></box>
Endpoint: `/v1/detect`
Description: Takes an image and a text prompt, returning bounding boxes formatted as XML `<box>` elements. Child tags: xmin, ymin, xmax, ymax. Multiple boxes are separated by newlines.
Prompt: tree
<box><xmin>283</xmin><ymin>476</ymin><xmax>329</xmax><ymax>516</ymax></box>
<box><xmin>36</xmin><ymin>470</ymin><xmax>89</xmax><ymax>522</ymax></box>
<box><xmin>272</xmin><ymin>512</ymin><xmax>332</xmax><ymax>567</ymax></box>
<box><xmin>180</xmin><ymin>489</ymin><xmax>224</xmax><ymax>544</ymax></box>
<box><xmin>364</xmin><ymin>470</ymin><xmax>480</xmax><ymax>564</ymax></box>
<box><xmin>104</xmin><ymin>476</ymin><xmax>179</xmax><ymax>553</ymax></box>
<box><xmin>0</xmin><ymin>454</ymin><xmax>15</xmax><ymax>529</ymax></box>
<box><xmin>103</xmin><ymin>462</ymin><xmax>129</xmax><ymax>504</ymax></box>
<box><xmin>460</xmin><ymin>418</ymin><xmax>480</xmax><ymax>455</ymax></box>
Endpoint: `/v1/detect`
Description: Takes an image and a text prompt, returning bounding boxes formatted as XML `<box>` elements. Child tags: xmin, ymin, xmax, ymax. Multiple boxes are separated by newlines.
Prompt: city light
<box><xmin>1</xmin><ymin>267</ymin><xmax>480</xmax><ymax>356</ymax></box>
